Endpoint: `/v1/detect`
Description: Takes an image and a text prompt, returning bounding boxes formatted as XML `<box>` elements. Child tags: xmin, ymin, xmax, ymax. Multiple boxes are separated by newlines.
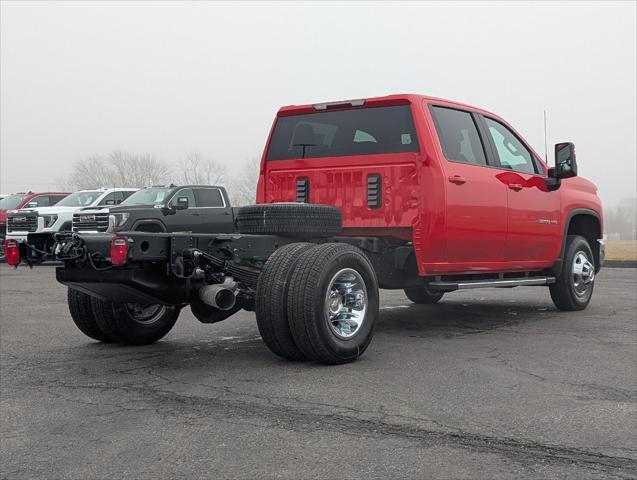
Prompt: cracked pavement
<box><xmin>1</xmin><ymin>265</ymin><xmax>636</xmax><ymax>479</ymax></box>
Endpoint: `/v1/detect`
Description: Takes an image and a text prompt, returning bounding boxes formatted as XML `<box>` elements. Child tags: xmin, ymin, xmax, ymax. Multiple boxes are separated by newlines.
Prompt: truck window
<box><xmin>266</xmin><ymin>105</ymin><xmax>419</xmax><ymax>160</ymax></box>
<box><xmin>56</xmin><ymin>191</ymin><xmax>102</xmax><ymax>207</ymax></box>
<box><xmin>170</xmin><ymin>188</ymin><xmax>197</xmax><ymax>208</ymax></box>
<box><xmin>0</xmin><ymin>194</ymin><xmax>28</xmax><ymax>209</ymax></box>
<box><xmin>430</xmin><ymin>106</ymin><xmax>487</xmax><ymax>166</ymax></box>
<box><xmin>50</xmin><ymin>195</ymin><xmax>68</xmax><ymax>205</ymax></box>
<box><xmin>195</xmin><ymin>188</ymin><xmax>224</xmax><ymax>207</ymax></box>
<box><xmin>483</xmin><ymin>117</ymin><xmax>536</xmax><ymax>174</ymax></box>
<box><xmin>120</xmin><ymin>188</ymin><xmax>170</xmax><ymax>207</ymax></box>
<box><xmin>99</xmin><ymin>191</ymin><xmax>125</xmax><ymax>205</ymax></box>
<box><xmin>27</xmin><ymin>195</ymin><xmax>52</xmax><ymax>207</ymax></box>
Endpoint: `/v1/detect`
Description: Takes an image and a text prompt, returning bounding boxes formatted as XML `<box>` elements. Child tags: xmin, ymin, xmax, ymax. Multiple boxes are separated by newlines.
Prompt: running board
<box><xmin>428</xmin><ymin>276</ymin><xmax>556</xmax><ymax>292</ymax></box>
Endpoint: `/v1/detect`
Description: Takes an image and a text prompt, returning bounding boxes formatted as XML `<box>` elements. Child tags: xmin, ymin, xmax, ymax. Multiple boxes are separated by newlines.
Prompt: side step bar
<box><xmin>428</xmin><ymin>276</ymin><xmax>556</xmax><ymax>292</ymax></box>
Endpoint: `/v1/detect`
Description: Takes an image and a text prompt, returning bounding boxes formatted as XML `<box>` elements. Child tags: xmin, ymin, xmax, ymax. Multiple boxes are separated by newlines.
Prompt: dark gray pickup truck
<box><xmin>23</xmin><ymin>185</ymin><xmax>236</xmax><ymax>261</ymax></box>
<box><xmin>71</xmin><ymin>185</ymin><xmax>235</xmax><ymax>235</ymax></box>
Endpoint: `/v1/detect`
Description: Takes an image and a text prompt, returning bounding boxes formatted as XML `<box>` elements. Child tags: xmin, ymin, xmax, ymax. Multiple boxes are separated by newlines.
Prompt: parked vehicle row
<box><xmin>4</xmin><ymin>93</ymin><xmax>604</xmax><ymax>366</ymax></box>
<box><xmin>2</xmin><ymin>185</ymin><xmax>234</xmax><ymax>263</ymax></box>
<box><xmin>0</xmin><ymin>191</ymin><xmax>71</xmax><ymax>261</ymax></box>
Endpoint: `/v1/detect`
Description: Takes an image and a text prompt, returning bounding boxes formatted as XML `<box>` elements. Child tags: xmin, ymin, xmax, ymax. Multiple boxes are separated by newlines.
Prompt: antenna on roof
<box><xmin>543</xmin><ymin>109</ymin><xmax>548</xmax><ymax>162</ymax></box>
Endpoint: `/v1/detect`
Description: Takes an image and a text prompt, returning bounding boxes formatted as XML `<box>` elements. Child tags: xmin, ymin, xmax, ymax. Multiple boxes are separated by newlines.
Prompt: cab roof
<box><xmin>277</xmin><ymin>93</ymin><xmax>496</xmax><ymax>117</ymax></box>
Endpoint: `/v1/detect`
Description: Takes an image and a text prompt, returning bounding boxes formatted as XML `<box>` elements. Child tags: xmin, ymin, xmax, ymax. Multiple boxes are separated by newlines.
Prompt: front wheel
<box><xmin>91</xmin><ymin>299</ymin><xmax>179</xmax><ymax>345</ymax></box>
<box><xmin>550</xmin><ymin>235</ymin><xmax>596</xmax><ymax>311</ymax></box>
<box><xmin>286</xmin><ymin>243</ymin><xmax>379</xmax><ymax>364</ymax></box>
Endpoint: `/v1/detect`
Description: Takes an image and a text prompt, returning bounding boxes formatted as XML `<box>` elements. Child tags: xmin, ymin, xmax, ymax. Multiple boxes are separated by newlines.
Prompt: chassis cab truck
<box><xmin>6</xmin><ymin>94</ymin><xmax>604</xmax><ymax>364</ymax></box>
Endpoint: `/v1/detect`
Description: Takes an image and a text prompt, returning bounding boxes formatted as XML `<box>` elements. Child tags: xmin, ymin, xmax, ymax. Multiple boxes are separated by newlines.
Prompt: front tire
<box><xmin>67</xmin><ymin>288</ymin><xmax>117</xmax><ymax>342</ymax></box>
<box><xmin>550</xmin><ymin>235</ymin><xmax>596</xmax><ymax>311</ymax></box>
<box><xmin>91</xmin><ymin>299</ymin><xmax>179</xmax><ymax>345</ymax></box>
<box><xmin>287</xmin><ymin>243</ymin><xmax>379</xmax><ymax>364</ymax></box>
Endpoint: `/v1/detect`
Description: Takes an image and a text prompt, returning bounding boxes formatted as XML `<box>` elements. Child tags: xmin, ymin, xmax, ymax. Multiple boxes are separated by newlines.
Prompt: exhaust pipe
<box><xmin>199</xmin><ymin>277</ymin><xmax>237</xmax><ymax>311</ymax></box>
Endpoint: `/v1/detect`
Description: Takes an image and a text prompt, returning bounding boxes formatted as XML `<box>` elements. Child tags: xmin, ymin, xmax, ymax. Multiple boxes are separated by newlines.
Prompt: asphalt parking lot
<box><xmin>1</xmin><ymin>265</ymin><xmax>636</xmax><ymax>479</ymax></box>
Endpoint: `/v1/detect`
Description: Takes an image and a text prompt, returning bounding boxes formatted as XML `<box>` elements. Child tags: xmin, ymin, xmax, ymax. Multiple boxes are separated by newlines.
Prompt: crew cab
<box><xmin>71</xmin><ymin>185</ymin><xmax>234</xmax><ymax>235</ymax></box>
<box><xmin>7</xmin><ymin>188</ymin><xmax>137</xmax><ymax>261</ymax></box>
<box><xmin>0</xmin><ymin>191</ymin><xmax>70</xmax><ymax>260</ymax></box>
<box><xmin>5</xmin><ymin>94</ymin><xmax>604</xmax><ymax>365</ymax></box>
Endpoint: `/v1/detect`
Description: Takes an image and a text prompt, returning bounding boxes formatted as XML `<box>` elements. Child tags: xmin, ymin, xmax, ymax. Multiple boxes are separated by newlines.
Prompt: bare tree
<box><xmin>107</xmin><ymin>150</ymin><xmax>172</xmax><ymax>187</ymax></box>
<box><xmin>229</xmin><ymin>157</ymin><xmax>261</xmax><ymax>206</ymax></box>
<box><xmin>60</xmin><ymin>151</ymin><xmax>171</xmax><ymax>190</ymax></box>
<box><xmin>176</xmin><ymin>152</ymin><xmax>226</xmax><ymax>185</ymax></box>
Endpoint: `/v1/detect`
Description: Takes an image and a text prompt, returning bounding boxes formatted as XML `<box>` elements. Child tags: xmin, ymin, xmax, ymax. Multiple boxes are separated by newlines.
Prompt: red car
<box><xmin>12</xmin><ymin>94</ymin><xmax>603</xmax><ymax>365</ymax></box>
<box><xmin>0</xmin><ymin>191</ymin><xmax>70</xmax><ymax>258</ymax></box>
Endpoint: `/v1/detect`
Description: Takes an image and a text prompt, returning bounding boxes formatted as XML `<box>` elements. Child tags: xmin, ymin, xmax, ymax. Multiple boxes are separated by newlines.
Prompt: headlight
<box><xmin>108</xmin><ymin>213</ymin><xmax>130</xmax><ymax>230</ymax></box>
<box><xmin>41</xmin><ymin>215</ymin><xmax>58</xmax><ymax>228</ymax></box>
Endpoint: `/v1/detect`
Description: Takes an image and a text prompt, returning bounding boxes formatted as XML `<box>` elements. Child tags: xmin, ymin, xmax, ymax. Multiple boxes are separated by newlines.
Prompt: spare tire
<box><xmin>236</xmin><ymin>203</ymin><xmax>342</xmax><ymax>237</ymax></box>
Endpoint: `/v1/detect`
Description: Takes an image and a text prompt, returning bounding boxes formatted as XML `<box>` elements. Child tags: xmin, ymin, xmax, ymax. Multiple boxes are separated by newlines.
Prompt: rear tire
<box><xmin>255</xmin><ymin>242</ymin><xmax>314</xmax><ymax>361</ymax></box>
<box><xmin>550</xmin><ymin>235</ymin><xmax>595</xmax><ymax>311</ymax></box>
<box><xmin>67</xmin><ymin>288</ymin><xmax>117</xmax><ymax>342</ymax></box>
<box><xmin>404</xmin><ymin>286</ymin><xmax>444</xmax><ymax>304</ymax></box>
<box><xmin>287</xmin><ymin>243</ymin><xmax>379</xmax><ymax>364</ymax></box>
<box><xmin>91</xmin><ymin>299</ymin><xmax>179</xmax><ymax>345</ymax></box>
<box><xmin>236</xmin><ymin>203</ymin><xmax>342</xmax><ymax>237</ymax></box>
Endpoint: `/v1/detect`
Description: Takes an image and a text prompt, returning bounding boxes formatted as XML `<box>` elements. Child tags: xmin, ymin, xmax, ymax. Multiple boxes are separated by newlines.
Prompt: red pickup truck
<box><xmin>6</xmin><ymin>94</ymin><xmax>603</xmax><ymax>364</ymax></box>
<box><xmin>0</xmin><ymin>191</ymin><xmax>70</xmax><ymax>260</ymax></box>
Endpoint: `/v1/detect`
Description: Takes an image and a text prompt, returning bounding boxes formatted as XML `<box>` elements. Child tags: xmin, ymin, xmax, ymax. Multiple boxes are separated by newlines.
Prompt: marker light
<box><xmin>110</xmin><ymin>236</ymin><xmax>129</xmax><ymax>266</ymax></box>
<box><xmin>4</xmin><ymin>240</ymin><xmax>21</xmax><ymax>266</ymax></box>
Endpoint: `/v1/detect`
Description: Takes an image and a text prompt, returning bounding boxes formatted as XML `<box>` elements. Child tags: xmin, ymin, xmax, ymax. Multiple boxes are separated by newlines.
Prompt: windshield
<box><xmin>120</xmin><ymin>187</ymin><xmax>170</xmax><ymax>206</ymax></box>
<box><xmin>56</xmin><ymin>191</ymin><xmax>102</xmax><ymax>207</ymax></box>
<box><xmin>267</xmin><ymin>105</ymin><xmax>420</xmax><ymax>160</ymax></box>
<box><xmin>0</xmin><ymin>194</ymin><xmax>28</xmax><ymax>210</ymax></box>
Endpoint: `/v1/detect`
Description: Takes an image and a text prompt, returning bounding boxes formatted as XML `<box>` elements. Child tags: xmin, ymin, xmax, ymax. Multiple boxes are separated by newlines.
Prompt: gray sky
<box><xmin>1</xmin><ymin>1</ymin><xmax>635</xmax><ymax>207</ymax></box>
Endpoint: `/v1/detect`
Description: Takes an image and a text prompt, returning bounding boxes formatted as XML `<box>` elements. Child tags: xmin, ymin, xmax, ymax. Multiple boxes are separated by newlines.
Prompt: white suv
<box><xmin>6</xmin><ymin>188</ymin><xmax>137</xmax><ymax>259</ymax></box>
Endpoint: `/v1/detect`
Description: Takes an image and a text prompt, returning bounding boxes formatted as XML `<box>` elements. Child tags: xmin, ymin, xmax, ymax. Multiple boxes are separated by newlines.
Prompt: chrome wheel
<box><xmin>125</xmin><ymin>303</ymin><xmax>166</xmax><ymax>325</ymax></box>
<box><xmin>324</xmin><ymin>268</ymin><xmax>367</xmax><ymax>340</ymax></box>
<box><xmin>572</xmin><ymin>251</ymin><xmax>594</xmax><ymax>298</ymax></box>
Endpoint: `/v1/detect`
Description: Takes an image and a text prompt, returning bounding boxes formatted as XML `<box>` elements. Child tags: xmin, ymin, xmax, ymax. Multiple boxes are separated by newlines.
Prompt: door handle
<box><xmin>448</xmin><ymin>175</ymin><xmax>467</xmax><ymax>185</ymax></box>
<box><xmin>508</xmin><ymin>183</ymin><xmax>523</xmax><ymax>191</ymax></box>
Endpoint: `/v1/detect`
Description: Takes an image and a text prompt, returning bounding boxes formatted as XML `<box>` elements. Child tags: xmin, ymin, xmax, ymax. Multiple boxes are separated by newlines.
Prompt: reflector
<box><xmin>110</xmin><ymin>236</ymin><xmax>128</xmax><ymax>266</ymax></box>
<box><xmin>4</xmin><ymin>240</ymin><xmax>21</xmax><ymax>266</ymax></box>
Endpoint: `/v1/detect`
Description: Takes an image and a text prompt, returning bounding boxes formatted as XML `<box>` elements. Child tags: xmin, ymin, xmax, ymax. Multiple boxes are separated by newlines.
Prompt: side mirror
<box><xmin>173</xmin><ymin>196</ymin><xmax>189</xmax><ymax>210</ymax></box>
<box><xmin>105</xmin><ymin>200</ymin><xmax>116</xmax><ymax>205</ymax></box>
<box><xmin>554</xmin><ymin>142</ymin><xmax>578</xmax><ymax>179</ymax></box>
<box><xmin>27</xmin><ymin>202</ymin><xmax>38</xmax><ymax>208</ymax></box>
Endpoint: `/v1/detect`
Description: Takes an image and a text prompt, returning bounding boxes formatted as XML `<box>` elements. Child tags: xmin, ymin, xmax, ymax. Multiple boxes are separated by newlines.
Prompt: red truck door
<box><xmin>429</xmin><ymin>106</ymin><xmax>507</xmax><ymax>266</ymax></box>
<box><xmin>481</xmin><ymin>116</ymin><xmax>560</xmax><ymax>265</ymax></box>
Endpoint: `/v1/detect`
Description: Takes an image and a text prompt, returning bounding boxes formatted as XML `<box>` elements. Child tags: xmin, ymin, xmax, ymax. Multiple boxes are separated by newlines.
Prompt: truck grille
<box><xmin>72</xmin><ymin>213</ymin><xmax>110</xmax><ymax>232</ymax></box>
<box><xmin>7</xmin><ymin>213</ymin><xmax>38</xmax><ymax>233</ymax></box>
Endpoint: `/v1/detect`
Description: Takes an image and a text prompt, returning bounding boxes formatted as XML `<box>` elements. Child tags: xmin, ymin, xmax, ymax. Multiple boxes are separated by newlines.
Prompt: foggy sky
<box><xmin>1</xmin><ymin>1</ymin><xmax>635</xmax><ymax>207</ymax></box>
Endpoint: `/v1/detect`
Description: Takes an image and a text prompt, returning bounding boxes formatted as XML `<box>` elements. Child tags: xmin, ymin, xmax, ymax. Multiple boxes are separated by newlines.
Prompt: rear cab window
<box><xmin>266</xmin><ymin>105</ymin><xmax>420</xmax><ymax>160</ymax></box>
<box><xmin>195</xmin><ymin>188</ymin><xmax>225</xmax><ymax>207</ymax></box>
